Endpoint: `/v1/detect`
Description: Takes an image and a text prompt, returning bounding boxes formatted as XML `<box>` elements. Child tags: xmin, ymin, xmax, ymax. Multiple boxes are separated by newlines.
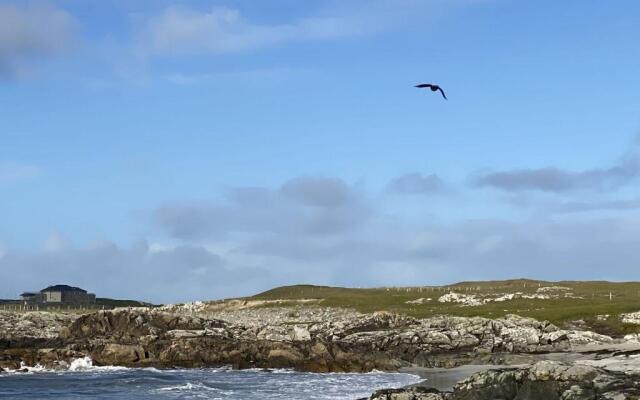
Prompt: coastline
<box><xmin>1</xmin><ymin>307</ymin><xmax>625</xmax><ymax>371</ymax></box>
<box><xmin>2</xmin><ymin>305</ymin><xmax>640</xmax><ymax>399</ymax></box>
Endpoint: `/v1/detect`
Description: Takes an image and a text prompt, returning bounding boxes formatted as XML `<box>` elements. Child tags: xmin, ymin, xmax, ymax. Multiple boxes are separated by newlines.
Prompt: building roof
<box><xmin>20</xmin><ymin>292</ymin><xmax>38</xmax><ymax>297</ymax></box>
<box><xmin>40</xmin><ymin>285</ymin><xmax>87</xmax><ymax>293</ymax></box>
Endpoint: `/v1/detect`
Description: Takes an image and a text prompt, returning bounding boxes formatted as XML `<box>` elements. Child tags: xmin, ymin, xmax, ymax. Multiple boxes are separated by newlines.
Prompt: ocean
<box><xmin>0</xmin><ymin>358</ymin><xmax>421</xmax><ymax>399</ymax></box>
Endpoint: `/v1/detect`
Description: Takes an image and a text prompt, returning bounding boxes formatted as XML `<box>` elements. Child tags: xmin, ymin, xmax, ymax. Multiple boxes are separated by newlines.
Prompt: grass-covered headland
<box><xmin>251</xmin><ymin>279</ymin><xmax>640</xmax><ymax>336</ymax></box>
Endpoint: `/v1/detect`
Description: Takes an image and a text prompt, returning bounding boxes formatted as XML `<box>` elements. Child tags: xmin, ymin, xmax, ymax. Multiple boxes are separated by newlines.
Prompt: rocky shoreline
<box><xmin>2</xmin><ymin>307</ymin><xmax>640</xmax><ymax>398</ymax></box>
<box><xmin>366</xmin><ymin>358</ymin><xmax>640</xmax><ymax>399</ymax></box>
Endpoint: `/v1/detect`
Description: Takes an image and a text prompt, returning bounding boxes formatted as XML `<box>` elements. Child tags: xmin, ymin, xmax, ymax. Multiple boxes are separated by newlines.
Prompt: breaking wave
<box><xmin>68</xmin><ymin>356</ymin><xmax>130</xmax><ymax>372</ymax></box>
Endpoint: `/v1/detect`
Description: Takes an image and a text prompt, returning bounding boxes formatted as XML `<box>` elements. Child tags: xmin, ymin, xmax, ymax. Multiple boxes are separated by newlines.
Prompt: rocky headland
<box><xmin>2</xmin><ymin>304</ymin><xmax>640</xmax><ymax>398</ymax></box>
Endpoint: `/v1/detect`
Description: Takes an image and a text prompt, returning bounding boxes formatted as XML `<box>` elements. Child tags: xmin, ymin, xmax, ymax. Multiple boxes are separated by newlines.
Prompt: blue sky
<box><xmin>1</xmin><ymin>0</ymin><xmax>639</xmax><ymax>303</ymax></box>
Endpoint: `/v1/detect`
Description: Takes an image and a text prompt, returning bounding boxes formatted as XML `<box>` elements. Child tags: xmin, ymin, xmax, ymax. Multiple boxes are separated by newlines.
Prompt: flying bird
<box><xmin>414</xmin><ymin>83</ymin><xmax>447</xmax><ymax>100</ymax></box>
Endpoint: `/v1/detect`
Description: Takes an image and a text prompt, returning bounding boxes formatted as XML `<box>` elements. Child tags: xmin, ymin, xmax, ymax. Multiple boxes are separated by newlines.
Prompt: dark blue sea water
<box><xmin>0</xmin><ymin>358</ymin><xmax>421</xmax><ymax>399</ymax></box>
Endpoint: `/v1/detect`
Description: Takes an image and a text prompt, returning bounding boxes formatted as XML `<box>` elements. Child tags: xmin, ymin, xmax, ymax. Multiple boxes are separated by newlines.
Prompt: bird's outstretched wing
<box><xmin>437</xmin><ymin>87</ymin><xmax>447</xmax><ymax>100</ymax></box>
<box><xmin>414</xmin><ymin>83</ymin><xmax>432</xmax><ymax>89</ymax></box>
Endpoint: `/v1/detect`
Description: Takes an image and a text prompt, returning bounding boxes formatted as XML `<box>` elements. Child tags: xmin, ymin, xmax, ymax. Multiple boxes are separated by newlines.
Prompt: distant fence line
<box><xmin>373</xmin><ymin>285</ymin><xmax>638</xmax><ymax>298</ymax></box>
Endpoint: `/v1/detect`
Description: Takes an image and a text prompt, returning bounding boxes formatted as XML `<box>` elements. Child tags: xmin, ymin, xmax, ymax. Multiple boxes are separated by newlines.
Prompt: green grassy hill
<box><xmin>251</xmin><ymin>279</ymin><xmax>640</xmax><ymax>336</ymax></box>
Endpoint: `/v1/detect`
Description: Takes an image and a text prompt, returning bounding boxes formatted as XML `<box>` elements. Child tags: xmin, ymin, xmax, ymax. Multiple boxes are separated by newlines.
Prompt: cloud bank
<box><xmin>3</xmin><ymin>165</ymin><xmax>640</xmax><ymax>303</ymax></box>
<box><xmin>146</xmin><ymin>172</ymin><xmax>640</xmax><ymax>301</ymax></box>
<box><xmin>0</xmin><ymin>239</ymin><xmax>268</xmax><ymax>304</ymax></box>
<box><xmin>5</xmin><ymin>213</ymin><xmax>640</xmax><ymax>304</ymax></box>
<box><xmin>473</xmin><ymin>141</ymin><xmax>640</xmax><ymax>193</ymax></box>
<box><xmin>143</xmin><ymin>5</ymin><xmax>357</xmax><ymax>55</ymax></box>
<box><xmin>154</xmin><ymin>177</ymin><xmax>370</xmax><ymax>239</ymax></box>
<box><xmin>139</xmin><ymin>0</ymin><xmax>470</xmax><ymax>56</ymax></box>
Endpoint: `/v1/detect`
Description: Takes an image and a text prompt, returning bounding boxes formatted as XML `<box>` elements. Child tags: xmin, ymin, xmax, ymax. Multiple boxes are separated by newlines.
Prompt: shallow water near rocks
<box><xmin>400</xmin><ymin>364</ymin><xmax>518</xmax><ymax>391</ymax></box>
<box><xmin>0</xmin><ymin>363</ymin><xmax>421</xmax><ymax>400</ymax></box>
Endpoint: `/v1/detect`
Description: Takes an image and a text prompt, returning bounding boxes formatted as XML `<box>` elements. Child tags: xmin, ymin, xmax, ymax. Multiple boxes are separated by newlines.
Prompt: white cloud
<box><xmin>142</xmin><ymin>5</ymin><xmax>360</xmax><ymax>55</ymax></box>
<box><xmin>0</xmin><ymin>3</ymin><xmax>76</xmax><ymax>79</ymax></box>
<box><xmin>140</xmin><ymin>1</ymin><xmax>470</xmax><ymax>56</ymax></box>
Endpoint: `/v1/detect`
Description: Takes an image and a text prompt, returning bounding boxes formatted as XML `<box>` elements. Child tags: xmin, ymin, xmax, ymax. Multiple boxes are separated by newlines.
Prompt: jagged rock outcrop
<box><xmin>0</xmin><ymin>308</ymin><xmax>629</xmax><ymax>372</ymax></box>
<box><xmin>61</xmin><ymin>309</ymin><xmax>229</xmax><ymax>341</ymax></box>
<box><xmin>434</xmin><ymin>287</ymin><xmax>581</xmax><ymax>308</ymax></box>
<box><xmin>367</xmin><ymin>360</ymin><xmax>640</xmax><ymax>400</ymax></box>
<box><xmin>621</xmin><ymin>311</ymin><xmax>640</xmax><ymax>325</ymax></box>
<box><xmin>369</xmin><ymin>387</ymin><xmax>448</xmax><ymax>400</ymax></box>
<box><xmin>625</xmin><ymin>334</ymin><xmax>640</xmax><ymax>343</ymax></box>
<box><xmin>0</xmin><ymin>311</ymin><xmax>77</xmax><ymax>341</ymax></box>
<box><xmin>0</xmin><ymin>311</ymin><xmax>78</xmax><ymax>366</ymax></box>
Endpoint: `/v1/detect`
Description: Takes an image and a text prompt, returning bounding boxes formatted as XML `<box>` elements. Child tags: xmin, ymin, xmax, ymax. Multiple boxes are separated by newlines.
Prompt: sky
<box><xmin>1</xmin><ymin>0</ymin><xmax>640</xmax><ymax>303</ymax></box>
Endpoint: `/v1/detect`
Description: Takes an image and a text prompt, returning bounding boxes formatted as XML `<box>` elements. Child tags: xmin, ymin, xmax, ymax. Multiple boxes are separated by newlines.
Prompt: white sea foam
<box><xmin>141</xmin><ymin>366</ymin><xmax>164</xmax><ymax>373</ymax></box>
<box><xmin>157</xmin><ymin>382</ymin><xmax>199</xmax><ymax>391</ymax></box>
<box><xmin>68</xmin><ymin>356</ymin><xmax>94</xmax><ymax>371</ymax></box>
<box><xmin>156</xmin><ymin>381</ymin><xmax>224</xmax><ymax>393</ymax></box>
<box><xmin>68</xmin><ymin>356</ymin><xmax>129</xmax><ymax>372</ymax></box>
<box><xmin>22</xmin><ymin>362</ymin><xmax>48</xmax><ymax>373</ymax></box>
<box><xmin>1</xmin><ymin>357</ymin><xmax>134</xmax><ymax>374</ymax></box>
<box><xmin>0</xmin><ymin>362</ymin><xmax>46</xmax><ymax>375</ymax></box>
